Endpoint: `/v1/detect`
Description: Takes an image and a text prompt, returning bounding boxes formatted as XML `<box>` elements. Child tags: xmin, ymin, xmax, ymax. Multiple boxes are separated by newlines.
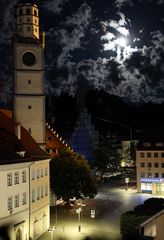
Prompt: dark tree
<box><xmin>50</xmin><ymin>148</ymin><xmax>97</xmax><ymax>204</ymax></box>
<box><xmin>94</xmin><ymin>133</ymin><xmax>121</xmax><ymax>173</ymax></box>
<box><xmin>120</xmin><ymin>198</ymin><xmax>164</xmax><ymax>240</ymax></box>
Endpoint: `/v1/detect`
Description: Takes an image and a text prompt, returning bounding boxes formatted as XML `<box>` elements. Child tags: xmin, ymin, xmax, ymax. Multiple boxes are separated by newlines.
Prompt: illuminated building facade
<box><xmin>136</xmin><ymin>135</ymin><xmax>164</xmax><ymax>195</ymax></box>
<box><xmin>0</xmin><ymin>109</ymin><xmax>51</xmax><ymax>240</ymax></box>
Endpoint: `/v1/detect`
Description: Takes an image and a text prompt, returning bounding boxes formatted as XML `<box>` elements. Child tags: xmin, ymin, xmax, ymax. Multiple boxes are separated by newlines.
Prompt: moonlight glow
<box><xmin>117</xmin><ymin>37</ymin><xmax>127</xmax><ymax>47</ymax></box>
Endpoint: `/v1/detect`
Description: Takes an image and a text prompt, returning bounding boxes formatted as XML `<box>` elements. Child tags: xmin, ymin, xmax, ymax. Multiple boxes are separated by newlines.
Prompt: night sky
<box><xmin>0</xmin><ymin>0</ymin><xmax>164</xmax><ymax>107</ymax></box>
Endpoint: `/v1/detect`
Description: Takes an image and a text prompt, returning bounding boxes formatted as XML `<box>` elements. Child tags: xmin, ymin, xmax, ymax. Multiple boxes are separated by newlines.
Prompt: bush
<box><xmin>120</xmin><ymin>211</ymin><xmax>148</xmax><ymax>240</ymax></box>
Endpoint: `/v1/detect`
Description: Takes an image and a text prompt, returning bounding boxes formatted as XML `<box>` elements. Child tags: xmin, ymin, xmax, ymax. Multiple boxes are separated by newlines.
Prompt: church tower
<box><xmin>13</xmin><ymin>0</ymin><xmax>46</xmax><ymax>149</ymax></box>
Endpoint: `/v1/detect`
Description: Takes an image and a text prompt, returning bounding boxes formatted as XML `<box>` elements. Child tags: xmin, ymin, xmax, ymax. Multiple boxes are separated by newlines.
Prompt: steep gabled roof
<box><xmin>0</xmin><ymin>109</ymin><xmax>68</xmax><ymax>162</ymax></box>
<box><xmin>0</xmin><ymin>109</ymin><xmax>48</xmax><ymax>162</ymax></box>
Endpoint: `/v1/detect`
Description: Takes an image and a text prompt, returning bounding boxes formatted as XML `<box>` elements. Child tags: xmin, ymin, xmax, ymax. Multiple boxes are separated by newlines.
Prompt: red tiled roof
<box><xmin>0</xmin><ymin>109</ymin><xmax>67</xmax><ymax>162</ymax></box>
<box><xmin>45</xmin><ymin>126</ymin><xmax>66</xmax><ymax>157</ymax></box>
<box><xmin>0</xmin><ymin>109</ymin><xmax>48</xmax><ymax>162</ymax></box>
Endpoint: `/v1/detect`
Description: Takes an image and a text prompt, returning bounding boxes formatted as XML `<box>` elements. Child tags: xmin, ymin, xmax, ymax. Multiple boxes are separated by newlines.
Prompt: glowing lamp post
<box><xmin>76</xmin><ymin>201</ymin><xmax>86</xmax><ymax>232</ymax></box>
<box><xmin>48</xmin><ymin>226</ymin><xmax>56</xmax><ymax>240</ymax></box>
<box><xmin>125</xmin><ymin>177</ymin><xmax>129</xmax><ymax>190</ymax></box>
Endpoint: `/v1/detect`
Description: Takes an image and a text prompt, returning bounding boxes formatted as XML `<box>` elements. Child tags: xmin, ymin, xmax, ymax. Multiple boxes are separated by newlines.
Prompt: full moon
<box><xmin>117</xmin><ymin>37</ymin><xmax>127</xmax><ymax>47</ymax></box>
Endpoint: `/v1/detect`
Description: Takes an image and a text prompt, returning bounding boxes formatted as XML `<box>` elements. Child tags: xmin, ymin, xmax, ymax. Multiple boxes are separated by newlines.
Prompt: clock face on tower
<box><xmin>22</xmin><ymin>51</ymin><xmax>36</xmax><ymax>66</ymax></box>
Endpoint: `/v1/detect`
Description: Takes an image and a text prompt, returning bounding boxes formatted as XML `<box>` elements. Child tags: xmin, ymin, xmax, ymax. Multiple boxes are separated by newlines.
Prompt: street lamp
<box><xmin>76</xmin><ymin>207</ymin><xmax>82</xmax><ymax>232</ymax></box>
<box><xmin>125</xmin><ymin>177</ymin><xmax>129</xmax><ymax>190</ymax></box>
<box><xmin>76</xmin><ymin>200</ymin><xmax>86</xmax><ymax>232</ymax></box>
<box><xmin>48</xmin><ymin>226</ymin><xmax>56</xmax><ymax>240</ymax></box>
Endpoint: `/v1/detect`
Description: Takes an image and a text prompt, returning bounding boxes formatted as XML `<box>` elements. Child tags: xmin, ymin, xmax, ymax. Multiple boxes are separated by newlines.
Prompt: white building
<box><xmin>136</xmin><ymin>127</ymin><xmax>164</xmax><ymax>195</ymax></box>
<box><xmin>0</xmin><ymin>109</ymin><xmax>51</xmax><ymax>240</ymax></box>
<box><xmin>0</xmin><ymin>1</ymin><xmax>66</xmax><ymax>239</ymax></box>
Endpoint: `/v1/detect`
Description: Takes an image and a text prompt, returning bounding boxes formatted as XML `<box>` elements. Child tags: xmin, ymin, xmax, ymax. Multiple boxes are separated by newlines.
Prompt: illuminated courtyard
<box><xmin>38</xmin><ymin>181</ymin><xmax>162</xmax><ymax>240</ymax></box>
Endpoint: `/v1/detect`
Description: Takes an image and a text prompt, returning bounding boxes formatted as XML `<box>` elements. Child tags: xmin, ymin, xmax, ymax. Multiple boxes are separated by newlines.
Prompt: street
<box><xmin>38</xmin><ymin>181</ymin><xmax>156</xmax><ymax>240</ymax></box>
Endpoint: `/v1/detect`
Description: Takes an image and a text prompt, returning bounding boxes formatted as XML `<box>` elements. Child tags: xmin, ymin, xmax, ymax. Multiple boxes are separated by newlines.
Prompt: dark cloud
<box><xmin>0</xmin><ymin>0</ymin><xmax>164</xmax><ymax>106</ymax></box>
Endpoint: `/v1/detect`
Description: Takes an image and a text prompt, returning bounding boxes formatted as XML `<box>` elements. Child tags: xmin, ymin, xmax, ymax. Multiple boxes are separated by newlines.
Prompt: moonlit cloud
<box><xmin>114</xmin><ymin>0</ymin><xmax>133</xmax><ymax>8</ymax></box>
<box><xmin>0</xmin><ymin>0</ymin><xmax>164</xmax><ymax>106</ymax></box>
<box><xmin>43</xmin><ymin>0</ymin><xmax>69</xmax><ymax>15</ymax></box>
<box><xmin>102</xmin><ymin>12</ymin><xmax>130</xmax><ymax>36</ymax></box>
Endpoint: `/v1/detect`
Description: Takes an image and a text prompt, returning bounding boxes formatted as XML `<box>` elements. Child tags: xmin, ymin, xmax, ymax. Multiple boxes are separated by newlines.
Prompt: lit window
<box><xmin>22</xmin><ymin>192</ymin><xmax>27</xmax><ymax>205</ymax></box>
<box><xmin>14</xmin><ymin>172</ymin><xmax>19</xmax><ymax>185</ymax></box>
<box><xmin>7</xmin><ymin>196</ymin><xmax>13</xmax><ymax>210</ymax></box>
<box><xmin>7</xmin><ymin>173</ymin><xmax>12</xmax><ymax>186</ymax></box>
<box><xmin>15</xmin><ymin>194</ymin><xmax>19</xmax><ymax>208</ymax></box>
<box><xmin>22</xmin><ymin>171</ymin><xmax>26</xmax><ymax>183</ymax></box>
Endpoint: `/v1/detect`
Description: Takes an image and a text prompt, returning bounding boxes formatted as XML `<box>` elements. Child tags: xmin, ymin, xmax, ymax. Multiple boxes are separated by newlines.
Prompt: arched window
<box><xmin>16</xmin><ymin>229</ymin><xmax>22</xmax><ymax>240</ymax></box>
<box><xmin>34</xmin><ymin>10</ymin><xmax>37</xmax><ymax>16</ymax></box>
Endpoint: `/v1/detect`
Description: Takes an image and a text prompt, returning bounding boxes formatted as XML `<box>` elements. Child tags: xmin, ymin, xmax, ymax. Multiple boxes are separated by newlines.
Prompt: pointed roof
<box><xmin>0</xmin><ymin>109</ymin><xmax>48</xmax><ymax>163</ymax></box>
<box><xmin>0</xmin><ymin>108</ymin><xmax>68</xmax><ymax>162</ymax></box>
